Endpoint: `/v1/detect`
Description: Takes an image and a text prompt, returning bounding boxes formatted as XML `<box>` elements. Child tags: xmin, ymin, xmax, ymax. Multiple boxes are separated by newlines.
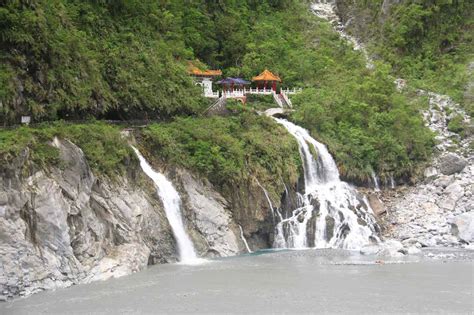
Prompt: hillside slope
<box><xmin>1</xmin><ymin>0</ymin><xmax>436</xmax><ymax>183</ymax></box>
<box><xmin>336</xmin><ymin>0</ymin><xmax>474</xmax><ymax>113</ymax></box>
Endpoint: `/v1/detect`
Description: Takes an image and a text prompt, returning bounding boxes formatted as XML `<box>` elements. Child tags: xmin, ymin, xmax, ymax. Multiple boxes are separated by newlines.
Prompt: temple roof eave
<box><xmin>252</xmin><ymin>69</ymin><xmax>281</xmax><ymax>82</ymax></box>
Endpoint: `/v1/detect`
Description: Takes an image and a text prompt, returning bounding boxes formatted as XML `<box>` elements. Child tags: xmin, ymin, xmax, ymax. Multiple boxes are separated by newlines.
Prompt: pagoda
<box><xmin>252</xmin><ymin>69</ymin><xmax>281</xmax><ymax>91</ymax></box>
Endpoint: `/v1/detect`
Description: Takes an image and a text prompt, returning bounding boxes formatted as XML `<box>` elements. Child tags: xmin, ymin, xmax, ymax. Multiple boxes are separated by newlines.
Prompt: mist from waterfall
<box><xmin>273</xmin><ymin>119</ymin><xmax>380</xmax><ymax>250</ymax></box>
<box><xmin>132</xmin><ymin>146</ymin><xmax>199</xmax><ymax>263</ymax></box>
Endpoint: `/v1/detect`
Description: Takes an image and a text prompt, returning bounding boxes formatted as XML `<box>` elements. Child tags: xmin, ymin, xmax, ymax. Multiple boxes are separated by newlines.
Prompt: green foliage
<box><xmin>225</xmin><ymin>99</ymin><xmax>247</xmax><ymax>114</ymax></box>
<box><xmin>246</xmin><ymin>95</ymin><xmax>276</xmax><ymax>111</ymax></box>
<box><xmin>217</xmin><ymin>3</ymin><xmax>436</xmax><ymax>182</ymax></box>
<box><xmin>447</xmin><ymin>114</ymin><xmax>465</xmax><ymax>134</ymax></box>
<box><xmin>0</xmin><ymin>0</ymin><xmax>443</xmax><ymax>182</ymax></box>
<box><xmin>0</xmin><ymin>0</ymin><xmax>303</xmax><ymax>124</ymax></box>
<box><xmin>0</xmin><ymin>126</ymin><xmax>60</xmax><ymax>167</ymax></box>
<box><xmin>347</xmin><ymin>1</ymin><xmax>474</xmax><ymax>108</ymax></box>
<box><xmin>290</xmin><ymin>63</ymin><xmax>434</xmax><ymax>182</ymax></box>
<box><xmin>0</xmin><ymin>122</ymin><xmax>132</xmax><ymax>176</ymax></box>
<box><xmin>0</xmin><ymin>0</ymin><xmax>206</xmax><ymax>124</ymax></box>
<box><xmin>140</xmin><ymin>113</ymin><xmax>301</xmax><ymax>188</ymax></box>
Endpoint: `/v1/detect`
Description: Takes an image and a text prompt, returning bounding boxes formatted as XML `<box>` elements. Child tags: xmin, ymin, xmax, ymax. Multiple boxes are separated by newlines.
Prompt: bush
<box><xmin>447</xmin><ymin>115</ymin><xmax>465</xmax><ymax>134</ymax></box>
<box><xmin>140</xmin><ymin>113</ymin><xmax>301</xmax><ymax>190</ymax></box>
<box><xmin>0</xmin><ymin>122</ymin><xmax>132</xmax><ymax>176</ymax></box>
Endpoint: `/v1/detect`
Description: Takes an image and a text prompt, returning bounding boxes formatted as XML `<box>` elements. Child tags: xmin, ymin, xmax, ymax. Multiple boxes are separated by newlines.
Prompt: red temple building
<box><xmin>252</xmin><ymin>69</ymin><xmax>281</xmax><ymax>91</ymax></box>
<box><xmin>188</xmin><ymin>63</ymin><xmax>301</xmax><ymax>109</ymax></box>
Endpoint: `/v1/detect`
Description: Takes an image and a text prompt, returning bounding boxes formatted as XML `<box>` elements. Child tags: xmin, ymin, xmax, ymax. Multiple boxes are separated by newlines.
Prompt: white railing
<box><xmin>281</xmin><ymin>92</ymin><xmax>293</xmax><ymax>108</ymax></box>
<box><xmin>281</xmin><ymin>88</ymin><xmax>302</xmax><ymax>95</ymax></box>
<box><xmin>272</xmin><ymin>91</ymin><xmax>283</xmax><ymax>108</ymax></box>
<box><xmin>245</xmin><ymin>88</ymin><xmax>273</xmax><ymax>95</ymax></box>
<box><xmin>223</xmin><ymin>89</ymin><xmax>245</xmax><ymax>98</ymax></box>
<box><xmin>202</xmin><ymin>87</ymin><xmax>302</xmax><ymax>98</ymax></box>
<box><xmin>204</xmin><ymin>91</ymin><xmax>219</xmax><ymax>98</ymax></box>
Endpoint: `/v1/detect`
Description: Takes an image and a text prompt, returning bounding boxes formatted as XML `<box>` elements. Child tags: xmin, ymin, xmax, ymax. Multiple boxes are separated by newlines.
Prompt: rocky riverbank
<box><xmin>381</xmin><ymin>89</ymin><xmax>473</xmax><ymax>248</ymax></box>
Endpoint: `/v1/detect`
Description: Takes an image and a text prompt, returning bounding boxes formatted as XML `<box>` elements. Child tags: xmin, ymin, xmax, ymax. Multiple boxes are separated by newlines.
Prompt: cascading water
<box><xmin>255</xmin><ymin>178</ymin><xmax>287</xmax><ymax>247</ymax></box>
<box><xmin>255</xmin><ymin>178</ymin><xmax>275</xmax><ymax>217</ymax></box>
<box><xmin>238</xmin><ymin>225</ymin><xmax>253</xmax><ymax>253</ymax></box>
<box><xmin>371</xmin><ymin>171</ymin><xmax>381</xmax><ymax>192</ymax></box>
<box><xmin>132</xmin><ymin>147</ymin><xmax>199</xmax><ymax>263</ymax></box>
<box><xmin>273</xmin><ymin>119</ymin><xmax>380</xmax><ymax>250</ymax></box>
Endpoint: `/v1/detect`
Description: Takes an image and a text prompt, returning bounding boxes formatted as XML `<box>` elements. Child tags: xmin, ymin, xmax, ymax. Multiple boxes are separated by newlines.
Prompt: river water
<box><xmin>2</xmin><ymin>249</ymin><xmax>472</xmax><ymax>314</ymax></box>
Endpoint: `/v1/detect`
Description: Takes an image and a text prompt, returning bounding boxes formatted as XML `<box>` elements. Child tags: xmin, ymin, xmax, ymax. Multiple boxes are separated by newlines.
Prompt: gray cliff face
<box><xmin>174</xmin><ymin>168</ymin><xmax>242</xmax><ymax>257</ymax></box>
<box><xmin>222</xmin><ymin>177</ymin><xmax>299</xmax><ymax>251</ymax></box>
<box><xmin>0</xmin><ymin>138</ymin><xmax>274</xmax><ymax>300</ymax></box>
<box><xmin>0</xmin><ymin>139</ymin><xmax>177</xmax><ymax>299</ymax></box>
<box><xmin>383</xmin><ymin>91</ymin><xmax>473</xmax><ymax>248</ymax></box>
<box><xmin>334</xmin><ymin>0</ymin><xmax>401</xmax><ymax>41</ymax></box>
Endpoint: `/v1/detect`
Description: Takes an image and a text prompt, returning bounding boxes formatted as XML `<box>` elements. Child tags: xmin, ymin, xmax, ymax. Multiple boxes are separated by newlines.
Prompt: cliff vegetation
<box><xmin>0</xmin><ymin>0</ymin><xmax>451</xmax><ymax>183</ymax></box>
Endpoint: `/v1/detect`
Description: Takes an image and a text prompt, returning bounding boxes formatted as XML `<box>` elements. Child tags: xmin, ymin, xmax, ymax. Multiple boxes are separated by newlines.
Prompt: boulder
<box><xmin>439</xmin><ymin>183</ymin><xmax>464</xmax><ymax>210</ymax></box>
<box><xmin>363</xmin><ymin>239</ymin><xmax>406</xmax><ymax>257</ymax></box>
<box><xmin>433</xmin><ymin>175</ymin><xmax>454</xmax><ymax>188</ymax></box>
<box><xmin>445</xmin><ymin>182</ymin><xmax>464</xmax><ymax>199</ymax></box>
<box><xmin>383</xmin><ymin>239</ymin><xmax>404</xmax><ymax>252</ymax></box>
<box><xmin>367</xmin><ymin>194</ymin><xmax>386</xmax><ymax>217</ymax></box>
<box><xmin>438</xmin><ymin>153</ymin><xmax>467</xmax><ymax>175</ymax></box>
<box><xmin>421</xmin><ymin>202</ymin><xmax>439</xmax><ymax>214</ymax></box>
<box><xmin>360</xmin><ymin>244</ymin><xmax>380</xmax><ymax>255</ymax></box>
<box><xmin>451</xmin><ymin>212</ymin><xmax>474</xmax><ymax>243</ymax></box>
<box><xmin>424</xmin><ymin>167</ymin><xmax>438</xmax><ymax>179</ymax></box>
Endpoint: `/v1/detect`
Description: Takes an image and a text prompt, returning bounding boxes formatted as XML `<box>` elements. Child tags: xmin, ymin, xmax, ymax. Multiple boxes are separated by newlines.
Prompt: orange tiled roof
<box><xmin>252</xmin><ymin>69</ymin><xmax>281</xmax><ymax>82</ymax></box>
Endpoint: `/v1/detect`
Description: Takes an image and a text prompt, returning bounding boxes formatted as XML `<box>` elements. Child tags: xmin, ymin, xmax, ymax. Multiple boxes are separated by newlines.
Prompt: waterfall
<box><xmin>390</xmin><ymin>176</ymin><xmax>396</xmax><ymax>189</ymax></box>
<box><xmin>273</xmin><ymin>119</ymin><xmax>379</xmax><ymax>250</ymax></box>
<box><xmin>238</xmin><ymin>225</ymin><xmax>253</xmax><ymax>253</ymax></box>
<box><xmin>255</xmin><ymin>178</ymin><xmax>275</xmax><ymax>217</ymax></box>
<box><xmin>371</xmin><ymin>171</ymin><xmax>381</xmax><ymax>192</ymax></box>
<box><xmin>255</xmin><ymin>178</ymin><xmax>287</xmax><ymax>247</ymax></box>
<box><xmin>132</xmin><ymin>147</ymin><xmax>198</xmax><ymax>263</ymax></box>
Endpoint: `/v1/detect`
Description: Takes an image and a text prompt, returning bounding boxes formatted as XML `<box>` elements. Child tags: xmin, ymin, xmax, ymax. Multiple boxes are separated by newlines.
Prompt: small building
<box><xmin>188</xmin><ymin>62</ymin><xmax>222</xmax><ymax>97</ymax></box>
<box><xmin>252</xmin><ymin>69</ymin><xmax>281</xmax><ymax>91</ymax></box>
<box><xmin>188</xmin><ymin>64</ymin><xmax>302</xmax><ymax>110</ymax></box>
<box><xmin>217</xmin><ymin>78</ymin><xmax>250</xmax><ymax>92</ymax></box>
<box><xmin>216</xmin><ymin>77</ymin><xmax>251</xmax><ymax>103</ymax></box>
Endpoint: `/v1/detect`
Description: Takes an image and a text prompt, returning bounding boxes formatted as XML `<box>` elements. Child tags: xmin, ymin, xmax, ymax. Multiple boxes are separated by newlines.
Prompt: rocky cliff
<box><xmin>314</xmin><ymin>0</ymin><xmax>473</xmax><ymax>249</ymax></box>
<box><xmin>0</xmin><ymin>137</ymin><xmax>288</xmax><ymax>300</ymax></box>
<box><xmin>381</xmin><ymin>89</ymin><xmax>473</xmax><ymax>248</ymax></box>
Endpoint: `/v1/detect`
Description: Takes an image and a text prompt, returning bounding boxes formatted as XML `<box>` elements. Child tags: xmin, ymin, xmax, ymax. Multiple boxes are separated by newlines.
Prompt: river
<box><xmin>2</xmin><ymin>249</ymin><xmax>472</xmax><ymax>314</ymax></box>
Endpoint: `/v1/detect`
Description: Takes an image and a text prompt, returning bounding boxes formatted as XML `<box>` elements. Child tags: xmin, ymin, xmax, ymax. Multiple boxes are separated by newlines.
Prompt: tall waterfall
<box><xmin>132</xmin><ymin>147</ymin><xmax>198</xmax><ymax>263</ymax></box>
<box><xmin>273</xmin><ymin>119</ymin><xmax>379</xmax><ymax>250</ymax></box>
